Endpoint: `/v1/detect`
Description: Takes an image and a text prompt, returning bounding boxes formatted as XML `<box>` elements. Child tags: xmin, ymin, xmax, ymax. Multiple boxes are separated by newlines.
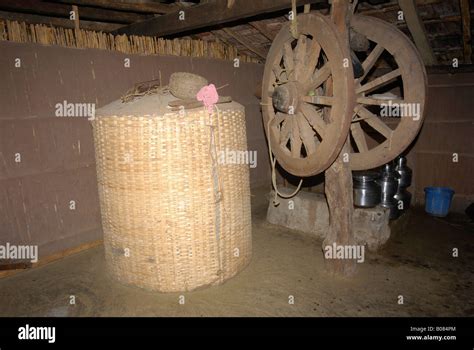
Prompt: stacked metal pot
<box><xmin>352</xmin><ymin>156</ymin><xmax>412</xmax><ymax>219</ymax></box>
<box><xmin>353</xmin><ymin>171</ymin><xmax>381</xmax><ymax>208</ymax></box>
<box><xmin>378</xmin><ymin>164</ymin><xmax>399</xmax><ymax>219</ymax></box>
<box><xmin>393</xmin><ymin>156</ymin><xmax>413</xmax><ymax>217</ymax></box>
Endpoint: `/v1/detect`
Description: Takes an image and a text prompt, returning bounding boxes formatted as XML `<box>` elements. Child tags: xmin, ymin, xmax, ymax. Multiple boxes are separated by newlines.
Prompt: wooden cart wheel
<box><xmin>348</xmin><ymin>15</ymin><xmax>427</xmax><ymax>170</ymax></box>
<box><xmin>261</xmin><ymin>13</ymin><xmax>355</xmax><ymax>177</ymax></box>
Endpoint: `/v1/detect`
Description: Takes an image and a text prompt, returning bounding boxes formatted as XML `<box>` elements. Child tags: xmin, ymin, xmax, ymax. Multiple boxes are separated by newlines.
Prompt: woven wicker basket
<box><xmin>92</xmin><ymin>93</ymin><xmax>252</xmax><ymax>292</ymax></box>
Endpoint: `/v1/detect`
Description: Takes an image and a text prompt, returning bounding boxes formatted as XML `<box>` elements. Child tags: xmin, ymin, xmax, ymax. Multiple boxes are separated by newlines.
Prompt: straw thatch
<box><xmin>0</xmin><ymin>19</ymin><xmax>259</xmax><ymax>63</ymax></box>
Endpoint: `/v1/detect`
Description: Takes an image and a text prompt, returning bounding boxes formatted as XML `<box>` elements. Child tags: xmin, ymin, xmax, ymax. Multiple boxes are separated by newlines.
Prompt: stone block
<box><xmin>266</xmin><ymin>190</ymin><xmax>390</xmax><ymax>251</ymax></box>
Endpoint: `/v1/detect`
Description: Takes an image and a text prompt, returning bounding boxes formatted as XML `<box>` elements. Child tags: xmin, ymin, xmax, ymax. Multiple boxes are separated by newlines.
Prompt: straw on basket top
<box><xmin>169</xmin><ymin>72</ymin><xmax>208</xmax><ymax>100</ymax></box>
<box><xmin>96</xmin><ymin>89</ymin><xmax>241</xmax><ymax>118</ymax></box>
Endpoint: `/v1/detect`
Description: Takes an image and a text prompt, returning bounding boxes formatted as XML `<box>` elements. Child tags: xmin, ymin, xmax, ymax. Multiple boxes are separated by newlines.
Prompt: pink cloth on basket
<box><xmin>196</xmin><ymin>84</ymin><xmax>219</xmax><ymax>113</ymax></box>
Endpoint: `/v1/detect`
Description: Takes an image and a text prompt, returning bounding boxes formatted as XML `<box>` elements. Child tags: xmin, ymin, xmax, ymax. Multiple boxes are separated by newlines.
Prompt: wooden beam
<box><xmin>396</xmin><ymin>14</ymin><xmax>463</xmax><ymax>29</ymax></box>
<box><xmin>50</xmin><ymin>0</ymin><xmax>179</xmax><ymax>14</ymax></box>
<box><xmin>248</xmin><ymin>20</ymin><xmax>275</xmax><ymax>40</ymax></box>
<box><xmin>0</xmin><ymin>0</ymin><xmax>150</xmax><ymax>24</ymax></box>
<box><xmin>210</xmin><ymin>29</ymin><xmax>241</xmax><ymax>53</ymax></box>
<box><xmin>398</xmin><ymin>0</ymin><xmax>437</xmax><ymax>65</ymax></box>
<box><xmin>460</xmin><ymin>0</ymin><xmax>472</xmax><ymax>64</ymax></box>
<box><xmin>222</xmin><ymin>27</ymin><xmax>267</xmax><ymax>59</ymax></box>
<box><xmin>212</xmin><ymin>28</ymin><xmax>261</xmax><ymax>62</ymax></box>
<box><xmin>359</xmin><ymin>0</ymin><xmax>444</xmax><ymax>16</ymax></box>
<box><xmin>211</xmin><ymin>29</ymin><xmax>232</xmax><ymax>45</ymax></box>
<box><xmin>0</xmin><ymin>10</ymin><xmax>123</xmax><ymax>32</ymax></box>
<box><xmin>113</xmin><ymin>0</ymin><xmax>325</xmax><ymax>36</ymax></box>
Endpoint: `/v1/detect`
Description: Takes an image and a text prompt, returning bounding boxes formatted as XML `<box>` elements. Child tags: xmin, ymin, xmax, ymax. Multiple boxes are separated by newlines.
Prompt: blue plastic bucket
<box><xmin>424</xmin><ymin>187</ymin><xmax>454</xmax><ymax>217</ymax></box>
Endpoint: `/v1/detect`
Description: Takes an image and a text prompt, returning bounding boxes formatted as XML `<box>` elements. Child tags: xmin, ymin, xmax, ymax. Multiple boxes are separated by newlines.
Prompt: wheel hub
<box><xmin>272</xmin><ymin>82</ymin><xmax>300</xmax><ymax>114</ymax></box>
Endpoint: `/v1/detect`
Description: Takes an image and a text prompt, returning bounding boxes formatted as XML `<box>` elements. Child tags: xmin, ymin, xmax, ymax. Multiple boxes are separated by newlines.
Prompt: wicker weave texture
<box><xmin>92</xmin><ymin>106</ymin><xmax>252</xmax><ymax>292</ymax></box>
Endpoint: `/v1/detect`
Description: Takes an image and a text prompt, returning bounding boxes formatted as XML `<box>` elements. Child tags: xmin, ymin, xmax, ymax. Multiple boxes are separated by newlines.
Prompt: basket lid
<box><xmin>96</xmin><ymin>90</ymin><xmax>242</xmax><ymax>119</ymax></box>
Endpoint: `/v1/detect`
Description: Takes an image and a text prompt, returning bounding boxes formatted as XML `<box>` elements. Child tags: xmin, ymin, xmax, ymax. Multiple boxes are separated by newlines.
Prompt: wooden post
<box><xmin>460</xmin><ymin>0</ymin><xmax>472</xmax><ymax>64</ymax></box>
<box><xmin>72</xmin><ymin>5</ymin><xmax>80</xmax><ymax>30</ymax></box>
<box><xmin>322</xmin><ymin>0</ymin><xmax>356</xmax><ymax>276</ymax></box>
<box><xmin>398</xmin><ymin>0</ymin><xmax>437</xmax><ymax>66</ymax></box>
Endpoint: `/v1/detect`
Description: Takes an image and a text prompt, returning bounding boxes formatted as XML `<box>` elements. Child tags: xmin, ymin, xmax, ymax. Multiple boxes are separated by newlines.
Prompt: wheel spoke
<box><xmin>300</xmin><ymin>102</ymin><xmax>326</xmax><ymax>139</ymax></box>
<box><xmin>357</xmin><ymin>96</ymin><xmax>404</xmax><ymax>106</ymax></box>
<box><xmin>273</xmin><ymin>112</ymin><xmax>287</xmax><ymax>126</ymax></box>
<box><xmin>357</xmin><ymin>107</ymin><xmax>393</xmax><ymax>139</ymax></box>
<box><xmin>306</xmin><ymin>63</ymin><xmax>331</xmax><ymax>90</ymax></box>
<box><xmin>272</xmin><ymin>64</ymin><xmax>286</xmax><ymax>83</ymax></box>
<box><xmin>356</xmin><ymin>68</ymin><xmax>401</xmax><ymax>94</ymax></box>
<box><xmin>356</xmin><ymin>44</ymin><xmax>384</xmax><ymax>84</ymax></box>
<box><xmin>343</xmin><ymin>15</ymin><xmax>427</xmax><ymax>171</ymax></box>
<box><xmin>294</xmin><ymin>35</ymin><xmax>307</xmax><ymax>80</ymax></box>
<box><xmin>303</xmin><ymin>38</ymin><xmax>321</xmax><ymax>81</ymax></box>
<box><xmin>350</xmin><ymin>122</ymin><xmax>369</xmax><ymax>152</ymax></box>
<box><xmin>282</xmin><ymin>42</ymin><xmax>295</xmax><ymax>79</ymax></box>
<box><xmin>279</xmin><ymin>118</ymin><xmax>292</xmax><ymax>147</ymax></box>
<box><xmin>301</xmin><ymin>95</ymin><xmax>333</xmax><ymax>106</ymax></box>
<box><xmin>295</xmin><ymin>113</ymin><xmax>317</xmax><ymax>155</ymax></box>
<box><xmin>290</xmin><ymin>117</ymin><xmax>302</xmax><ymax>158</ymax></box>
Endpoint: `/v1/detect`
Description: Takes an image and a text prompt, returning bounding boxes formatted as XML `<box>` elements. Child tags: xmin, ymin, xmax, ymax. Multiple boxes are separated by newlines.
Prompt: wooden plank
<box><xmin>51</xmin><ymin>0</ymin><xmax>179</xmax><ymax>14</ymax></box>
<box><xmin>398</xmin><ymin>0</ymin><xmax>437</xmax><ymax>66</ymax></box>
<box><xmin>396</xmin><ymin>14</ymin><xmax>463</xmax><ymax>29</ymax></box>
<box><xmin>209</xmin><ymin>30</ymin><xmax>252</xmax><ymax>63</ymax></box>
<box><xmin>248</xmin><ymin>20</ymin><xmax>275</xmax><ymax>40</ymax></box>
<box><xmin>460</xmin><ymin>0</ymin><xmax>472</xmax><ymax>64</ymax></box>
<box><xmin>0</xmin><ymin>10</ymin><xmax>123</xmax><ymax>32</ymax></box>
<box><xmin>0</xmin><ymin>0</ymin><xmax>149</xmax><ymax>24</ymax></box>
<box><xmin>359</xmin><ymin>0</ymin><xmax>444</xmax><ymax>16</ymax></box>
<box><xmin>222</xmin><ymin>27</ymin><xmax>268</xmax><ymax>59</ymax></box>
<box><xmin>113</xmin><ymin>0</ymin><xmax>325</xmax><ymax>36</ymax></box>
<box><xmin>210</xmin><ymin>29</ymin><xmax>232</xmax><ymax>46</ymax></box>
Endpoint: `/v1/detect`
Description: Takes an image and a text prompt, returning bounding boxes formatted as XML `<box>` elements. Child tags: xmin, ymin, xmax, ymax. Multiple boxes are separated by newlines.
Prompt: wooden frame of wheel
<box><xmin>261</xmin><ymin>13</ymin><xmax>355</xmax><ymax>177</ymax></box>
<box><xmin>348</xmin><ymin>15</ymin><xmax>427</xmax><ymax>170</ymax></box>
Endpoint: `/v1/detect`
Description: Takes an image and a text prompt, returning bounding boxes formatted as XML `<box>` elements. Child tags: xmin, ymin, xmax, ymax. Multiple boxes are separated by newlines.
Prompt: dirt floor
<box><xmin>1</xmin><ymin>187</ymin><xmax>473</xmax><ymax>317</ymax></box>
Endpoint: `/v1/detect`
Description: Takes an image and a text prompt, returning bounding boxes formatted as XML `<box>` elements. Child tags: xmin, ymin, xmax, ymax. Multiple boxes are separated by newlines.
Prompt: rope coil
<box><xmin>266</xmin><ymin>118</ymin><xmax>303</xmax><ymax>206</ymax></box>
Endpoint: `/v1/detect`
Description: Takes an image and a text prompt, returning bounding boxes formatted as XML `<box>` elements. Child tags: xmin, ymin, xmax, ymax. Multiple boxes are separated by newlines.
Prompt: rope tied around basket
<box><xmin>208</xmin><ymin>114</ymin><xmax>223</xmax><ymax>205</ymax></box>
<box><xmin>200</xmin><ymin>84</ymin><xmax>224</xmax><ymax>205</ymax></box>
<box><xmin>206</xmin><ymin>102</ymin><xmax>225</xmax><ymax>281</ymax></box>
